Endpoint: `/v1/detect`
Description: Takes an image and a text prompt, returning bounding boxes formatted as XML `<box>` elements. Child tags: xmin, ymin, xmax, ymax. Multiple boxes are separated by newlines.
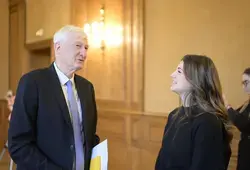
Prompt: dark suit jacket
<box><xmin>8</xmin><ymin>64</ymin><xmax>99</xmax><ymax>170</ymax></box>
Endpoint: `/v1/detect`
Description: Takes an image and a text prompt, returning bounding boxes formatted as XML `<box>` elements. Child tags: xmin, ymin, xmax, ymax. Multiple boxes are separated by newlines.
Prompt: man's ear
<box><xmin>54</xmin><ymin>42</ymin><xmax>61</xmax><ymax>56</ymax></box>
<box><xmin>54</xmin><ymin>42</ymin><xmax>61</xmax><ymax>51</ymax></box>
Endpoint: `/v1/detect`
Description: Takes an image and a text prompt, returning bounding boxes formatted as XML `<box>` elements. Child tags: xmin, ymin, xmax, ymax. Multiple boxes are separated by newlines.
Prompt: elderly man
<box><xmin>8</xmin><ymin>25</ymin><xmax>99</xmax><ymax>170</ymax></box>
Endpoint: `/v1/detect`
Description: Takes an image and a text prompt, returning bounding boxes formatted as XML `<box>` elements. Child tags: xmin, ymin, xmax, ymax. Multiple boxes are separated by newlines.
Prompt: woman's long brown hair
<box><xmin>170</xmin><ymin>54</ymin><xmax>233</xmax><ymax>141</ymax></box>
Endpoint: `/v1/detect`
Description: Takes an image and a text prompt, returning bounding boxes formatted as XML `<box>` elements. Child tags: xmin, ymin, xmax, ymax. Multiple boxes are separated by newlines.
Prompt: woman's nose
<box><xmin>171</xmin><ymin>71</ymin><xmax>175</xmax><ymax>78</ymax></box>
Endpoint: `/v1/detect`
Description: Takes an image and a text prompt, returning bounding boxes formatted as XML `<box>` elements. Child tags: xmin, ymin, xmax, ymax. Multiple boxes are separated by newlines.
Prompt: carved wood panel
<box><xmin>73</xmin><ymin>0</ymin><xmax>144</xmax><ymax>111</ymax></box>
<box><xmin>9</xmin><ymin>1</ymin><xmax>28</xmax><ymax>93</ymax></box>
<box><xmin>97</xmin><ymin>110</ymin><xmax>239</xmax><ymax>170</ymax></box>
<box><xmin>0</xmin><ymin>100</ymin><xmax>9</xmax><ymax>151</ymax></box>
<box><xmin>26</xmin><ymin>0</ymin><xmax>71</xmax><ymax>44</ymax></box>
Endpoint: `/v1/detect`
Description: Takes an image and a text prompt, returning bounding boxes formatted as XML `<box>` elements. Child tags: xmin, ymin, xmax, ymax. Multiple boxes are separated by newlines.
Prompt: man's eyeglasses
<box><xmin>242</xmin><ymin>80</ymin><xmax>250</xmax><ymax>86</ymax></box>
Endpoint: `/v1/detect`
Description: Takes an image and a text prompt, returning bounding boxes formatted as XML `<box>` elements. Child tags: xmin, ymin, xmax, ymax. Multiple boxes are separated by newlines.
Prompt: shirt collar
<box><xmin>53</xmin><ymin>62</ymin><xmax>75</xmax><ymax>86</ymax></box>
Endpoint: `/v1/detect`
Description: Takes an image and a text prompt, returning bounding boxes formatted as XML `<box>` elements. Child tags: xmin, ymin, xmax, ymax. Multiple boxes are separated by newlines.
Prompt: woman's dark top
<box><xmin>155</xmin><ymin>106</ymin><xmax>231</xmax><ymax>170</ymax></box>
<box><xmin>228</xmin><ymin>102</ymin><xmax>250</xmax><ymax>170</ymax></box>
<box><xmin>228</xmin><ymin>102</ymin><xmax>250</xmax><ymax>134</ymax></box>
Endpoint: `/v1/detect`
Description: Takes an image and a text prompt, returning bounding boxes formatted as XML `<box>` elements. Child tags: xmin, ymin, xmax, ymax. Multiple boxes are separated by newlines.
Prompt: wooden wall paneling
<box><xmin>80</xmin><ymin>0</ymin><xmax>125</xmax><ymax>104</ymax></box>
<box><xmin>228</xmin><ymin>128</ymin><xmax>240</xmax><ymax>169</ymax></box>
<box><xmin>70</xmin><ymin>0</ymin><xmax>88</xmax><ymax>27</ymax></box>
<box><xmin>97</xmin><ymin>111</ymin><xmax>240</xmax><ymax>170</ymax></box>
<box><xmin>50</xmin><ymin>40</ymin><xmax>55</xmax><ymax>63</ymax></box>
<box><xmin>26</xmin><ymin>0</ymin><xmax>71</xmax><ymax>45</ymax></box>
<box><xmin>138</xmin><ymin>116</ymin><xmax>166</xmax><ymax>170</ymax></box>
<box><xmin>9</xmin><ymin>5</ymin><xmax>20</xmax><ymax>92</ymax></box>
<box><xmin>130</xmin><ymin>115</ymin><xmax>166</xmax><ymax>170</ymax></box>
<box><xmin>25</xmin><ymin>0</ymin><xmax>88</xmax><ymax>49</ymax></box>
<box><xmin>25</xmin><ymin>0</ymin><xmax>44</xmax><ymax>44</ymax></box>
<box><xmin>25</xmin><ymin>39</ymin><xmax>51</xmax><ymax>51</ymax></box>
<box><xmin>73</xmin><ymin>0</ymin><xmax>144</xmax><ymax>111</ymax></box>
<box><xmin>9</xmin><ymin>0</ymin><xmax>22</xmax><ymax>7</ymax></box>
<box><xmin>98</xmin><ymin>111</ymin><xmax>127</xmax><ymax>141</ymax></box>
<box><xmin>0</xmin><ymin>100</ymin><xmax>9</xmax><ymax>151</ymax></box>
<box><xmin>18</xmin><ymin>2</ymin><xmax>30</xmax><ymax>76</ymax></box>
<box><xmin>97</xmin><ymin>110</ymin><xmax>166</xmax><ymax>170</ymax></box>
<box><xmin>9</xmin><ymin>0</ymin><xmax>29</xmax><ymax>93</ymax></box>
<box><xmin>44</xmin><ymin>0</ymin><xmax>71</xmax><ymax>41</ymax></box>
<box><xmin>129</xmin><ymin>0</ymin><xmax>144</xmax><ymax>111</ymax></box>
<box><xmin>97</xmin><ymin>111</ymin><xmax>133</xmax><ymax>170</ymax></box>
<box><xmin>0</xmin><ymin>100</ymin><xmax>15</xmax><ymax>168</ymax></box>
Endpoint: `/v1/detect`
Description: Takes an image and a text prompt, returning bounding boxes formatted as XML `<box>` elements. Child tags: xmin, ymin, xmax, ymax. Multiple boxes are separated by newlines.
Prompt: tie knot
<box><xmin>66</xmin><ymin>80</ymin><xmax>73</xmax><ymax>88</ymax></box>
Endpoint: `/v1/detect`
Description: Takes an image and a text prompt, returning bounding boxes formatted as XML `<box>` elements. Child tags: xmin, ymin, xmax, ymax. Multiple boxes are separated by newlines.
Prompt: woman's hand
<box><xmin>7</xmin><ymin>95</ymin><xmax>15</xmax><ymax>111</ymax></box>
<box><xmin>6</xmin><ymin>95</ymin><xmax>15</xmax><ymax>121</ymax></box>
<box><xmin>223</xmin><ymin>94</ymin><xmax>231</xmax><ymax>109</ymax></box>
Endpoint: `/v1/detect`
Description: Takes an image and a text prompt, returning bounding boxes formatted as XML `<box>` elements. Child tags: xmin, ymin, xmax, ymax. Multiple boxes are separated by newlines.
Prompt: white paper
<box><xmin>91</xmin><ymin>139</ymin><xmax>108</xmax><ymax>170</ymax></box>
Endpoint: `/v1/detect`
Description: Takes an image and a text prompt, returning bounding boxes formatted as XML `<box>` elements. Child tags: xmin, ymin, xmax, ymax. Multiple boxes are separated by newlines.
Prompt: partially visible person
<box><xmin>8</xmin><ymin>25</ymin><xmax>99</xmax><ymax>170</ymax></box>
<box><xmin>224</xmin><ymin>67</ymin><xmax>250</xmax><ymax>170</ymax></box>
<box><xmin>155</xmin><ymin>55</ymin><xmax>232</xmax><ymax>170</ymax></box>
<box><xmin>5</xmin><ymin>90</ymin><xmax>15</xmax><ymax>121</ymax></box>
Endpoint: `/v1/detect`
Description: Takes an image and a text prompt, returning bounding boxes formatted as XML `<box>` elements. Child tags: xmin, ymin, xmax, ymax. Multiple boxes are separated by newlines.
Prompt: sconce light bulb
<box><xmin>83</xmin><ymin>23</ymin><xmax>91</xmax><ymax>34</ymax></box>
<box><xmin>100</xmin><ymin>9</ymin><xmax>104</xmax><ymax>15</ymax></box>
<box><xmin>36</xmin><ymin>28</ymin><xmax>44</xmax><ymax>36</ymax></box>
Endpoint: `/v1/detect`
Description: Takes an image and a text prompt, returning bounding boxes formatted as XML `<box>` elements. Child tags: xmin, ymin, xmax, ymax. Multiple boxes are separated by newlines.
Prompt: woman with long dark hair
<box><xmin>224</xmin><ymin>67</ymin><xmax>250</xmax><ymax>170</ymax></box>
<box><xmin>155</xmin><ymin>55</ymin><xmax>232</xmax><ymax>170</ymax></box>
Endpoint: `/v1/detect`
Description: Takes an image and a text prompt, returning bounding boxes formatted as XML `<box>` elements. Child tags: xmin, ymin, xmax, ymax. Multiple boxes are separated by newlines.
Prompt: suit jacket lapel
<box><xmin>48</xmin><ymin>64</ymin><xmax>73</xmax><ymax>128</ymax></box>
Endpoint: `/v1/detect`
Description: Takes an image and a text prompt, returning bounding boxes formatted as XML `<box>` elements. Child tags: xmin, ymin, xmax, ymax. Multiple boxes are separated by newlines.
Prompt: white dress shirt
<box><xmin>53</xmin><ymin>62</ymin><xmax>83</xmax><ymax>123</ymax></box>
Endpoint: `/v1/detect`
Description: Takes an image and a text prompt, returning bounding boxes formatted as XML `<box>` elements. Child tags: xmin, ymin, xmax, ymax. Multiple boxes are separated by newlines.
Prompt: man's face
<box><xmin>55</xmin><ymin>32</ymin><xmax>88</xmax><ymax>72</ymax></box>
<box><xmin>242</xmin><ymin>74</ymin><xmax>250</xmax><ymax>94</ymax></box>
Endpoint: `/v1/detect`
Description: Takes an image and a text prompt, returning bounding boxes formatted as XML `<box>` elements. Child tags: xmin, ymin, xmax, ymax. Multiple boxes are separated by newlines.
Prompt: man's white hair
<box><xmin>53</xmin><ymin>25</ymin><xmax>87</xmax><ymax>44</ymax></box>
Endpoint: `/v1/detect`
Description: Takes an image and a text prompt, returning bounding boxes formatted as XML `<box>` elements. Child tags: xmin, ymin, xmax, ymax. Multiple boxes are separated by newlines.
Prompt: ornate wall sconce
<box><xmin>83</xmin><ymin>5</ymin><xmax>123</xmax><ymax>54</ymax></box>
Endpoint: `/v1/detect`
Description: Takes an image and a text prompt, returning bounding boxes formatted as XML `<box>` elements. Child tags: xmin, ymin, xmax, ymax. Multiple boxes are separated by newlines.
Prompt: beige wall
<box><xmin>145</xmin><ymin>0</ymin><xmax>250</xmax><ymax>113</ymax></box>
<box><xmin>0</xmin><ymin>0</ymin><xmax>9</xmax><ymax>99</ymax></box>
